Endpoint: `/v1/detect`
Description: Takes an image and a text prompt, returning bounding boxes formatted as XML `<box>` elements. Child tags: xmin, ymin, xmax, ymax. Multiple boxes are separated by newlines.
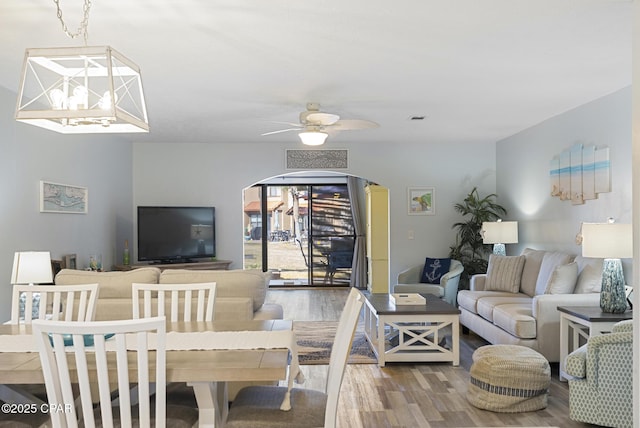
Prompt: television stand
<box><xmin>113</xmin><ymin>259</ymin><xmax>232</xmax><ymax>271</ymax></box>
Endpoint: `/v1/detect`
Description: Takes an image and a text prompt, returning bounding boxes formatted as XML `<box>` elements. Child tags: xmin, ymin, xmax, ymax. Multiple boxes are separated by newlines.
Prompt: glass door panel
<box><xmin>243</xmin><ymin>183</ymin><xmax>354</xmax><ymax>286</ymax></box>
<box><xmin>309</xmin><ymin>185</ymin><xmax>354</xmax><ymax>286</ymax></box>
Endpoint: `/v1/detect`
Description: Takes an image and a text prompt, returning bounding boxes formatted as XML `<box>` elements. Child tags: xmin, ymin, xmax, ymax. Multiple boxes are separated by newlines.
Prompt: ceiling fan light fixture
<box><xmin>299</xmin><ymin>131</ymin><xmax>328</xmax><ymax>146</ymax></box>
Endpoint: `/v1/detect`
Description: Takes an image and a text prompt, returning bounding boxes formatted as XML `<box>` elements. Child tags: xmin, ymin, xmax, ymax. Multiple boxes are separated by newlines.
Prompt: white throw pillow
<box><xmin>574</xmin><ymin>256</ymin><xmax>604</xmax><ymax>294</ymax></box>
<box><xmin>545</xmin><ymin>262</ymin><xmax>578</xmax><ymax>294</ymax></box>
<box><xmin>485</xmin><ymin>254</ymin><xmax>526</xmax><ymax>293</ymax></box>
<box><xmin>534</xmin><ymin>251</ymin><xmax>574</xmax><ymax>296</ymax></box>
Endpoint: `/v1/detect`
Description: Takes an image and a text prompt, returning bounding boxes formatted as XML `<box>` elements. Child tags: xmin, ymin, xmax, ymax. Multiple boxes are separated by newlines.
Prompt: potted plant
<box><xmin>449</xmin><ymin>187</ymin><xmax>507</xmax><ymax>289</ymax></box>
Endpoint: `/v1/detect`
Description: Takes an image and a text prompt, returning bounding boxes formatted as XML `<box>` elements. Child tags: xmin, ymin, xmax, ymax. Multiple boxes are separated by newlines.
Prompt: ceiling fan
<box><xmin>262</xmin><ymin>102</ymin><xmax>378</xmax><ymax>145</ymax></box>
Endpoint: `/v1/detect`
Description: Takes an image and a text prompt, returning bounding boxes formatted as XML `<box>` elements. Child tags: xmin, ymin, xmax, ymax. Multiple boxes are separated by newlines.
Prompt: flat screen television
<box><xmin>137</xmin><ymin>206</ymin><xmax>215</xmax><ymax>263</ymax></box>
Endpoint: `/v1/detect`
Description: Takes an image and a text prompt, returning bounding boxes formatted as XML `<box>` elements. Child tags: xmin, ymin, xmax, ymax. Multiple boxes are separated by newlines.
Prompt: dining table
<box><xmin>0</xmin><ymin>319</ymin><xmax>297</xmax><ymax>428</ymax></box>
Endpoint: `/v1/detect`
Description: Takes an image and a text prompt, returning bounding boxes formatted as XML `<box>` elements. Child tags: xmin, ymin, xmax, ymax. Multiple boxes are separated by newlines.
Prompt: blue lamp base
<box><xmin>600</xmin><ymin>258</ymin><xmax>628</xmax><ymax>313</ymax></box>
<box><xmin>492</xmin><ymin>243</ymin><xmax>506</xmax><ymax>256</ymax></box>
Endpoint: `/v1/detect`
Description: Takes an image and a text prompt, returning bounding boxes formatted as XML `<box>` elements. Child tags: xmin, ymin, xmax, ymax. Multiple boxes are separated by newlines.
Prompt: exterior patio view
<box><xmin>243</xmin><ymin>183</ymin><xmax>355</xmax><ymax>286</ymax></box>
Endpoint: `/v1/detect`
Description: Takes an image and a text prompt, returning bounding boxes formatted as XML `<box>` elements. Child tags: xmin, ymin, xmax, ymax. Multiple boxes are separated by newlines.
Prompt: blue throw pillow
<box><xmin>420</xmin><ymin>258</ymin><xmax>451</xmax><ymax>284</ymax></box>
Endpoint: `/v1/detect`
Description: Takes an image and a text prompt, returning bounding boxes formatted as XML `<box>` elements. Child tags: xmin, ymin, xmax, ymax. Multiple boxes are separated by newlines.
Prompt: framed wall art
<box><xmin>408</xmin><ymin>187</ymin><xmax>435</xmax><ymax>216</ymax></box>
<box><xmin>64</xmin><ymin>254</ymin><xmax>77</xmax><ymax>270</ymax></box>
<box><xmin>40</xmin><ymin>181</ymin><xmax>88</xmax><ymax>214</ymax></box>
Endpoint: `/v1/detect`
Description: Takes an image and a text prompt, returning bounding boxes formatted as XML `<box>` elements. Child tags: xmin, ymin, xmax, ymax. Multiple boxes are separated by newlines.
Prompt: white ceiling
<box><xmin>0</xmin><ymin>0</ymin><xmax>632</xmax><ymax>146</ymax></box>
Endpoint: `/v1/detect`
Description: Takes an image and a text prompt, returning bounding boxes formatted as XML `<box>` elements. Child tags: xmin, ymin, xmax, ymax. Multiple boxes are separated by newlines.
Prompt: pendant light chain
<box><xmin>53</xmin><ymin>0</ymin><xmax>92</xmax><ymax>45</ymax></box>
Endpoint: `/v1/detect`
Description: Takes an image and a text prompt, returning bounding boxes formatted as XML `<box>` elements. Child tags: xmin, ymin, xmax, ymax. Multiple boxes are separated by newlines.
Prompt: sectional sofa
<box><xmin>457</xmin><ymin>248</ymin><xmax>603</xmax><ymax>362</ymax></box>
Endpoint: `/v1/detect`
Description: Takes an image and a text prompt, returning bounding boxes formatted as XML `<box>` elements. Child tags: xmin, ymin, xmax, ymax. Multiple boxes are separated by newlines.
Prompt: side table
<box><xmin>557</xmin><ymin>305</ymin><xmax>632</xmax><ymax>381</ymax></box>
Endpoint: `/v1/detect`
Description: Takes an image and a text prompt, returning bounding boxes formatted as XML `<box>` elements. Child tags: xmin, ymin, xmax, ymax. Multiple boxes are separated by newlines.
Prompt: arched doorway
<box><xmin>242</xmin><ymin>171</ymin><xmax>382</xmax><ymax>287</ymax></box>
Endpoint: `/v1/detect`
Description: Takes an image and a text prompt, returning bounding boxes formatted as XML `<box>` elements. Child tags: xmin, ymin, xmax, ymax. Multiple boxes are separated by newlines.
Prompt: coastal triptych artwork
<box><xmin>550</xmin><ymin>144</ymin><xmax>610</xmax><ymax>205</ymax></box>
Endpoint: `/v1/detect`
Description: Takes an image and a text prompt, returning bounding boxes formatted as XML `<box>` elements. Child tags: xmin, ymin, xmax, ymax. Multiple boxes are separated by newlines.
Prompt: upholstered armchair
<box><xmin>393</xmin><ymin>259</ymin><xmax>463</xmax><ymax>306</ymax></box>
<box><xmin>564</xmin><ymin>320</ymin><xmax>633</xmax><ymax>428</ymax></box>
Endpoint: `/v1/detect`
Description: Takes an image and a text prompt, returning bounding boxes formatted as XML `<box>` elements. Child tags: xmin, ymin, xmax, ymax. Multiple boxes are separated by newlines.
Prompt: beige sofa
<box><xmin>457</xmin><ymin>248</ymin><xmax>602</xmax><ymax>362</ymax></box>
<box><xmin>55</xmin><ymin>267</ymin><xmax>283</xmax><ymax>322</ymax></box>
<box><xmin>55</xmin><ymin>267</ymin><xmax>283</xmax><ymax>399</ymax></box>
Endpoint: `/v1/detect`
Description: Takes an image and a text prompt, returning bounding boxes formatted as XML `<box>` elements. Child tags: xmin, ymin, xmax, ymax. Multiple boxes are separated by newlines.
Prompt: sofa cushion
<box><xmin>564</xmin><ymin>344</ymin><xmax>587</xmax><ymax>378</ymax></box>
<box><xmin>574</xmin><ymin>256</ymin><xmax>604</xmax><ymax>294</ymax></box>
<box><xmin>55</xmin><ymin>267</ymin><xmax>161</xmax><ymax>298</ymax></box>
<box><xmin>545</xmin><ymin>262</ymin><xmax>578</xmax><ymax>294</ymax></box>
<box><xmin>534</xmin><ymin>251</ymin><xmax>574</xmax><ymax>295</ymax></box>
<box><xmin>476</xmin><ymin>295</ymin><xmax>532</xmax><ymax>322</ymax></box>
<box><xmin>492</xmin><ymin>303</ymin><xmax>537</xmax><ymax>339</ymax></box>
<box><xmin>457</xmin><ymin>290</ymin><xmax>518</xmax><ymax>314</ymax></box>
<box><xmin>159</xmin><ymin>269</ymin><xmax>270</xmax><ymax>311</ymax></box>
<box><xmin>420</xmin><ymin>257</ymin><xmax>451</xmax><ymax>284</ymax></box>
<box><xmin>484</xmin><ymin>255</ymin><xmax>525</xmax><ymax>293</ymax></box>
<box><xmin>520</xmin><ymin>248</ymin><xmax>546</xmax><ymax>297</ymax></box>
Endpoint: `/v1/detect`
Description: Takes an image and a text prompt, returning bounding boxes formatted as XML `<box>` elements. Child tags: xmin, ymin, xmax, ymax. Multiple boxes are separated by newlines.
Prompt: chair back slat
<box><xmin>132</xmin><ymin>282</ymin><xmax>216</xmax><ymax>322</ymax></box>
<box><xmin>32</xmin><ymin>317</ymin><xmax>166</xmax><ymax>428</ymax></box>
<box><xmin>10</xmin><ymin>284</ymin><xmax>99</xmax><ymax>324</ymax></box>
<box><xmin>324</xmin><ymin>288</ymin><xmax>364</xmax><ymax>428</ymax></box>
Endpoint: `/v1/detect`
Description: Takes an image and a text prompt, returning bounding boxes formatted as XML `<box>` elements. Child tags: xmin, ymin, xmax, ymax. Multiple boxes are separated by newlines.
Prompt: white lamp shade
<box><xmin>481</xmin><ymin>221</ymin><xmax>518</xmax><ymax>244</ymax></box>
<box><xmin>11</xmin><ymin>252</ymin><xmax>53</xmax><ymax>285</ymax></box>
<box><xmin>581</xmin><ymin>223</ymin><xmax>632</xmax><ymax>259</ymax></box>
<box><xmin>298</xmin><ymin>131</ymin><xmax>328</xmax><ymax>146</ymax></box>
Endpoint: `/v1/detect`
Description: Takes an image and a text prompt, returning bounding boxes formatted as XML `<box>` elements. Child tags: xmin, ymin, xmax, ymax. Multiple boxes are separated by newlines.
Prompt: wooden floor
<box><xmin>266</xmin><ymin>288</ymin><xmax>594</xmax><ymax>428</ymax></box>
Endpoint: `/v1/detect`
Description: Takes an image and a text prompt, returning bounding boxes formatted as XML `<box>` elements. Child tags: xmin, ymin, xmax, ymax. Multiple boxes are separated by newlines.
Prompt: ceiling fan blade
<box><xmin>261</xmin><ymin>128</ymin><xmax>300</xmax><ymax>136</ymax></box>
<box><xmin>305</xmin><ymin>112</ymin><xmax>340</xmax><ymax>126</ymax></box>
<box><xmin>267</xmin><ymin>121</ymin><xmax>303</xmax><ymax>127</ymax></box>
<box><xmin>330</xmin><ymin>119</ymin><xmax>379</xmax><ymax>131</ymax></box>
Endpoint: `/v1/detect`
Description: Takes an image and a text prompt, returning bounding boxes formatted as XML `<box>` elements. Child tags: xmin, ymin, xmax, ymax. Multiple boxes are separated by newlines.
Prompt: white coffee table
<box><xmin>362</xmin><ymin>292</ymin><xmax>460</xmax><ymax>367</ymax></box>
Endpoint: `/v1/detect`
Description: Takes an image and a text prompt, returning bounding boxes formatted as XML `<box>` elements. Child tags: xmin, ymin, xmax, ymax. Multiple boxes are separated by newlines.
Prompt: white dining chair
<box><xmin>225</xmin><ymin>287</ymin><xmax>365</xmax><ymax>428</ymax></box>
<box><xmin>32</xmin><ymin>316</ymin><xmax>197</xmax><ymax>428</ymax></box>
<box><xmin>10</xmin><ymin>283</ymin><xmax>99</xmax><ymax>324</ymax></box>
<box><xmin>132</xmin><ymin>282</ymin><xmax>217</xmax><ymax>322</ymax></box>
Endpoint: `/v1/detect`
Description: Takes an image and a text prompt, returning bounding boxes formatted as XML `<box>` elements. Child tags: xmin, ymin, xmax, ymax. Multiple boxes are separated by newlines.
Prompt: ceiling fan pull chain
<box><xmin>52</xmin><ymin>0</ymin><xmax>92</xmax><ymax>45</ymax></box>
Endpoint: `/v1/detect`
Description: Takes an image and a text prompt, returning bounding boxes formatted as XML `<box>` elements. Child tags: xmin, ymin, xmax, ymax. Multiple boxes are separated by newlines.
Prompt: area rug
<box><xmin>293</xmin><ymin>320</ymin><xmax>377</xmax><ymax>365</ymax></box>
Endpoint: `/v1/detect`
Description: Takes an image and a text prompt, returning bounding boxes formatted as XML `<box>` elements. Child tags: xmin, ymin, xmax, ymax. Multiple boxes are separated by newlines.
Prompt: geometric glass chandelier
<box><xmin>14</xmin><ymin>0</ymin><xmax>149</xmax><ymax>134</ymax></box>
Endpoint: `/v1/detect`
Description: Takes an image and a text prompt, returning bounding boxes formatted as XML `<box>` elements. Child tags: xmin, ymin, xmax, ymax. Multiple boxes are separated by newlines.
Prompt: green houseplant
<box><xmin>449</xmin><ymin>187</ymin><xmax>507</xmax><ymax>289</ymax></box>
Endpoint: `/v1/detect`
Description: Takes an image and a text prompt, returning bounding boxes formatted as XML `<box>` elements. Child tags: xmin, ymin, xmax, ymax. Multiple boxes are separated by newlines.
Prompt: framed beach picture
<box><xmin>64</xmin><ymin>254</ymin><xmax>77</xmax><ymax>270</ymax></box>
<box><xmin>408</xmin><ymin>187</ymin><xmax>435</xmax><ymax>216</ymax></box>
<box><xmin>40</xmin><ymin>181</ymin><xmax>88</xmax><ymax>214</ymax></box>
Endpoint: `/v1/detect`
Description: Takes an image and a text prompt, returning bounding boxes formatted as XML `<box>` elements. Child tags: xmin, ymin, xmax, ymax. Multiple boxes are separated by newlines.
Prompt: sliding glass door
<box><xmin>243</xmin><ymin>183</ymin><xmax>354</xmax><ymax>286</ymax></box>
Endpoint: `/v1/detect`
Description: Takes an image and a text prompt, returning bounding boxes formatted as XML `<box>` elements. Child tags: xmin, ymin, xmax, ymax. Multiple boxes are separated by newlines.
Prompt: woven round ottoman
<box><xmin>467</xmin><ymin>345</ymin><xmax>550</xmax><ymax>413</ymax></box>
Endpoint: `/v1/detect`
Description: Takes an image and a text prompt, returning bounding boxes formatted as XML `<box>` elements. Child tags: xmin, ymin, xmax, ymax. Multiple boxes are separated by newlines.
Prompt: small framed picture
<box><xmin>408</xmin><ymin>187</ymin><xmax>435</xmax><ymax>216</ymax></box>
<box><xmin>64</xmin><ymin>254</ymin><xmax>77</xmax><ymax>270</ymax></box>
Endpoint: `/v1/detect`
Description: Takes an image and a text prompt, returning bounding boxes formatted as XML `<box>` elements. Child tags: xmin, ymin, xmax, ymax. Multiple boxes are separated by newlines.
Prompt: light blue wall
<box><xmin>132</xmin><ymin>140</ymin><xmax>497</xmax><ymax>281</ymax></box>
<box><xmin>0</xmin><ymin>86</ymin><xmax>134</xmax><ymax>321</ymax></box>
<box><xmin>496</xmin><ymin>87</ymin><xmax>632</xmax><ymax>274</ymax></box>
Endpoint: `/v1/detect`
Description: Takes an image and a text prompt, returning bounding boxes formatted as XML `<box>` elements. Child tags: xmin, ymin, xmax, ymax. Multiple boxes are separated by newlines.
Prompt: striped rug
<box><xmin>293</xmin><ymin>320</ymin><xmax>377</xmax><ymax>365</ymax></box>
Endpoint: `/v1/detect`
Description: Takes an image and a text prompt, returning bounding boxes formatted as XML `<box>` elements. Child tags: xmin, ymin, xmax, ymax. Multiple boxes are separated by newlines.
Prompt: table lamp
<box><xmin>11</xmin><ymin>251</ymin><xmax>53</xmax><ymax>320</ymax></box>
<box><xmin>581</xmin><ymin>222</ymin><xmax>632</xmax><ymax>313</ymax></box>
<box><xmin>481</xmin><ymin>220</ymin><xmax>518</xmax><ymax>256</ymax></box>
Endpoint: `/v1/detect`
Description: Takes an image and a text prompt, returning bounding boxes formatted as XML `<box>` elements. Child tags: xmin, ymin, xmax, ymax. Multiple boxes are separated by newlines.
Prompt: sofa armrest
<box><xmin>441</xmin><ymin>263</ymin><xmax>463</xmax><ymax>306</ymax></box>
<box><xmin>565</xmin><ymin>344</ymin><xmax>587</xmax><ymax>378</ymax></box>
<box><xmin>612</xmin><ymin>320</ymin><xmax>633</xmax><ymax>333</ymax></box>
<box><xmin>213</xmin><ymin>297</ymin><xmax>253</xmax><ymax>321</ymax></box>
<box><xmin>532</xmin><ymin>293</ymin><xmax>600</xmax><ymax>362</ymax></box>
<box><xmin>469</xmin><ymin>274</ymin><xmax>487</xmax><ymax>291</ymax></box>
<box><xmin>397</xmin><ymin>265</ymin><xmax>423</xmax><ymax>284</ymax></box>
<box><xmin>585</xmin><ymin>329</ymin><xmax>633</xmax><ymax>388</ymax></box>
